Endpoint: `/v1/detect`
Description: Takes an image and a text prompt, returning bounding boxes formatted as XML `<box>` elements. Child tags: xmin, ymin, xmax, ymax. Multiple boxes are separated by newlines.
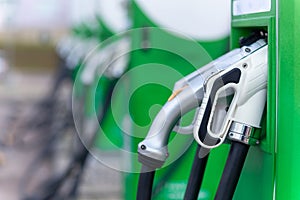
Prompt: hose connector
<box><xmin>227</xmin><ymin>122</ymin><xmax>261</xmax><ymax>145</ymax></box>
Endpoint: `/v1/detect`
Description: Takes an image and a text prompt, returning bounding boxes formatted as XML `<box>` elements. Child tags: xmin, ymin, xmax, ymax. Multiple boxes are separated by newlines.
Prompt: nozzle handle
<box><xmin>193</xmin><ymin>68</ymin><xmax>242</xmax><ymax>149</ymax></box>
<box><xmin>194</xmin><ymin>45</ymin><xmax>268</xmax><ymax>149</ymax></box>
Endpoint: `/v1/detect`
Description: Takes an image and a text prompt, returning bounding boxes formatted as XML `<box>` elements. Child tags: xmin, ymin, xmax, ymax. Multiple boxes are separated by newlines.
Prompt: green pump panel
<box><xmin>206</xmin><ymin>0</ymin><xmax>300</xmax><ymax>199</ymax></box>
<box><xmin>276</xmin><ymin>0</ymin><xmax>300</xmax><ymax>199</ymax></box>
<box><xmin>91</xmin><ymin>0</ymin><xmax>131</xmax><ymax>150</ymax></box>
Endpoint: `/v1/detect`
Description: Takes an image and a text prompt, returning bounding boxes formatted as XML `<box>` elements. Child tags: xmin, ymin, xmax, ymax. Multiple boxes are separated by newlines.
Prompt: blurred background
<box><xmin>0</xmin><ymin>0</ymin><xmax>127</xmax><ymax>200</ymax></box>
<box><xmin>0</xmin><ymin>0</ymin><xmax>232</xmax><ymax>200</ymax></box>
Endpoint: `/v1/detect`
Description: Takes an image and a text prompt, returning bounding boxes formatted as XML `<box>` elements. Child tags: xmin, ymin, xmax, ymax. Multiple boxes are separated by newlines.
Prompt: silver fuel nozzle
<box><xmin>138</xmin><ymin>39</ymin><xmax>267</xmax><ymax>169</ymax></box>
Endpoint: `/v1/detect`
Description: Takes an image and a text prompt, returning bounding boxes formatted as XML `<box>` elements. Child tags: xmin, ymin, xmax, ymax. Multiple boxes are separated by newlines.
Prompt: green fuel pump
<box><xmin>231</xmin><ymin>0</ymin><xmax>300</xmax><ymax>199</ymax></box>
<box><xmin>135</xmin><ymin>0</ymin><xmax>300</xmax><ymax>198</ymax></box>
<box><xmin>79</xmin><ymin>0</ymin><xmax>131</xmax><ymax>151</ymax></box>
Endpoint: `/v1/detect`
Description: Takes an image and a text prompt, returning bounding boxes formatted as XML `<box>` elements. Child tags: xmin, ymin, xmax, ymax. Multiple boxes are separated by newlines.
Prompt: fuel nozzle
<box><xmin>193</xmin><ymin>40</ymin><xmax>268</xmax><ymax>149</ymax></box>
<box><xmin>137</xmin><ymin>39</ymin><xmax>267</xmax><ymax>169</ymax></box>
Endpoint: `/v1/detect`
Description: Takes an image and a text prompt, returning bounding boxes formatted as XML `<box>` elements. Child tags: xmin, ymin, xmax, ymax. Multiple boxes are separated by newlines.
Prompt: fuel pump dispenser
<box><xmin>135</xmin><ymin>0</ymin><xmax>289</xmax><ymax>198</ymax></box>
<box><xmin>229</xmin><ymin>0</ymin><xmax>300</xmax><ymax>198</ymax></box>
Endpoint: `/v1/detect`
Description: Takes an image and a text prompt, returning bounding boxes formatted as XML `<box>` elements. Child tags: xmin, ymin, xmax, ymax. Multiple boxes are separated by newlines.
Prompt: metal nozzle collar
<box><xmin>227</xmin><ymin>121</ymin><xmax>261</xmax><ymax>145</ymax></box>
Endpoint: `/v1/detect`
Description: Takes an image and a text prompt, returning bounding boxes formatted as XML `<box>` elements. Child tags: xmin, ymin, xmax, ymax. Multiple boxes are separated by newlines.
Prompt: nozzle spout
<box><xmin>138</xmin><ymin>86</ymin><xmax>200</xmax><ymax>168</ymax></box>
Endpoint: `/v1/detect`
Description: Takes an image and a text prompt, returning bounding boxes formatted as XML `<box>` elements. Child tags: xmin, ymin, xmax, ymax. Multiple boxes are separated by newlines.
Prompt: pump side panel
<box><xmin>276</xmin><ymin>0</ymin><xmax>300</xmax><ymax>199</ymax></box>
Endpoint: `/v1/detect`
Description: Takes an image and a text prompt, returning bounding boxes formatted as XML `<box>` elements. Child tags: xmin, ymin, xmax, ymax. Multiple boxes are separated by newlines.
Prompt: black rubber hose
<box><xmin>214</xmin><ymin>142</ymin><xmax>249</xmax><ymax>200</ymax></box>
<box><xmin>184</xmin><ymin>112</ymin><xmax>214</xmax><ymax>200</ymax></box>
<box><xmin>183</xmin><ymin>145</ymin><xmax>209</xmax><ymax>200</ymax></box>
<box><xmin>137</xmin><ymin>165</ymin><xmax>155</xmax><ymax>200</ymax></box>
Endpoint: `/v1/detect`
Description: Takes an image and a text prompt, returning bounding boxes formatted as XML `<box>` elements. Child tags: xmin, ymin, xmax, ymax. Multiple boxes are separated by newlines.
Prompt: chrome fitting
<box><xmin>227</xmin><ymin>121</ymin><xmax>260</xmax><ymax>145</ymax></box>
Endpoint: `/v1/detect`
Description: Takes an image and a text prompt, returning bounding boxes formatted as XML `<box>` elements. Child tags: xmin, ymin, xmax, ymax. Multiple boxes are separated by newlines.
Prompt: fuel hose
<box><xmin>183</xmin><ymin>145</ymin><xmax>209</xmax><ymax>200</ymax></box>
<box><xmin>214</xmin><ymin>142</ymin><xmax>249</xmax><ymax>200</ymax></box>
<box><xmin>137</xmin><ymin>165</ymin><xmax>155</xmax><ymax>200</ymax></box>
